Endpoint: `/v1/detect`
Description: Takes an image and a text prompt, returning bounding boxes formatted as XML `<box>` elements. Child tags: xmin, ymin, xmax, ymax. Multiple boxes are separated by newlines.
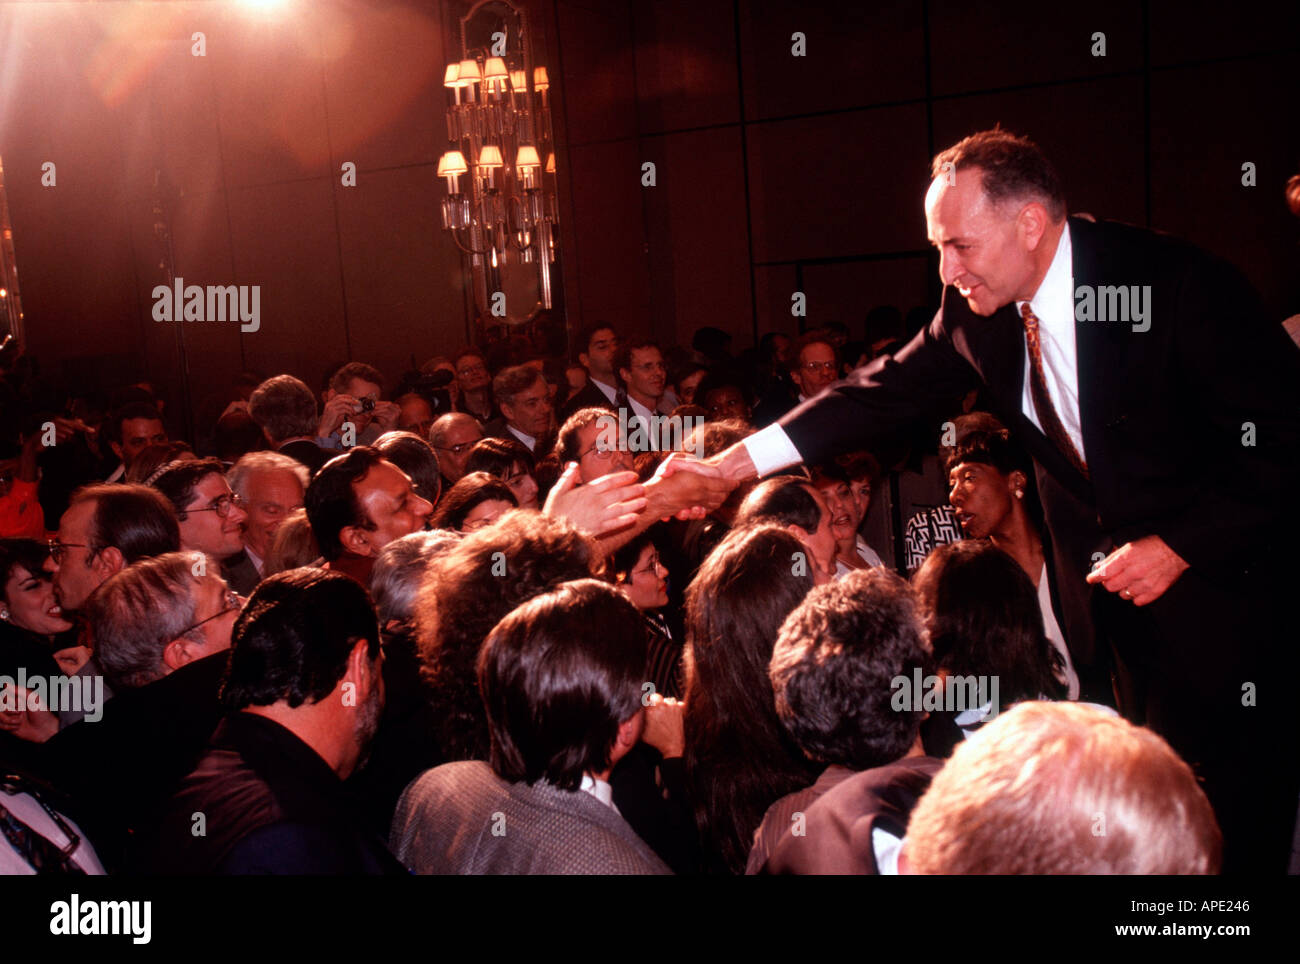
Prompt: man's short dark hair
<box><xmin>69</xmin><ymin>484</ymin><xmax>180</xmax><ymax>562</ymax></box>
<box><xmin>614</xmin><ymin>338</ymin><xmax>660</xmax><ymax>381</ymax></box>
<box><xmin>734</xmin><ymin>476</ymin><xmax>822</xmax><ymax>533</ymax></box>
<box><xmin>554</xmin><ymin>407</ymin><xmax>613</xmax><ymax>464</ymax></box>
<box><xmin>480</xmin><ymin>579</ymin><xmax>646</xmax><ymax>791</ymax></box>
<box><xmin>248</xmin><ymin>375</ymin><xmax>319</xmax><ymax>444</ymax></box>
<box><xmin>375</xmin><ymin>431</ymin><xmax>440</xmax><ymax>506</ymax></box>
<box><xmin>492</xmin><ymin>364</ymin><xmax>544</xmax><ymax>408</ymax></box>
<box><xmin>305</xmin><ymin>447</ymin><xmax>384</xmax><ymax>561</ymax></box>
<box><xmin>573</xmin><ymin>322</ymin><xmax>617</xmax><ymax>362</ymax></box>
<box><xmin>151</xmin><ymin>457</ymin><xmax>227</xmax><ymax>522</ymax></box>
<box><xmin>771</xmin><ymin>569</ymin><xmax>928</xmax><ymax>770</ymax></box>
<box><xmin>106</xmin><ymin>401</ymin><xmax>164</xmax><ymax>446</ymax></box>
<box><xmin>328</xmin><ymin>362</ymin><xmax>386</xmax><ymax>397</ymax></box>
<box><xmin>452</xmin><ymin>347</ymin><xmax>486</xmax><ymax>370</ymax></box>
<box><xmin>223</xmin><ymin>567</ymin><xmax>380</xmax><ymax>710</ymax></box>
<box><xmin>932</xmin><ymin>128</ymin><xmax>1066</xmax><ymax>222</ymax></box>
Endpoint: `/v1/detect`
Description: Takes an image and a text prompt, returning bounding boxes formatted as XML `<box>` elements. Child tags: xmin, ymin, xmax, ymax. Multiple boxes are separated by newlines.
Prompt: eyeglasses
<box><xmin>177</xmin><ymin>589</ymin><xmax>244</xmax><ymax>638</ymax></box>
<box><xmin>800</xmin><ymin>361</ymin><xmax>837</xmax><ymax>373</ymax></box>
<box><xmin>47</xmin><ymin>540</ymin><xmax>98</xmax><ymax>565</ymax></box>
<box><xmin>632</xmin><ymin>553</ymin><xmax>662</xmax><ymax>577</ymax></box>
<box><xmin>457</xmin><ymin>363</ymin><xmax>487</xmax><ymax>377</ymax></box>
<box><xmin>435</xmin><ymin>441</ymin><xmax>480</xmax><ymax>456</ymax></box>
<box><xmin>579</xmin><ymin>443</ymin><xmax>619</xmax><ymax>461</ymax></box>
<box><xmin>187</xmin><ymin>493</ymin><xmax>244</xmax><ymax>518</ymax></box>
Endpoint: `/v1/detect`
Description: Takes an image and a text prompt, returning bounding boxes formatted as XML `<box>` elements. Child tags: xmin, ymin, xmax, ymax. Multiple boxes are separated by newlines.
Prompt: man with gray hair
<box><xmin>87</xmin><ymin>552</ymin><xmax>239</xmax><ymax>692</ymax></box>
<box><xmin>369</xmin><ymin>529</ymin><xmax>460</xmax><ymax>632</ymax></box>
<box><xmin>247</xmin><ymin>374</ymin><xmax>328</xmax><ymax>475</ymax></box>
<box><xmin>38</xmin><ymin>552</ymin><xmax>242</xmax><ymax>870</ymax></box>
<box><xmin>227</xmin><ymin>451</ymin><xmax>309</xmax><ymax>582</ymax></box>
<box><xmin>485</xmin><ymin>364</ymin><xmax>554</xmax><ymax>455</ymax></box>
<box><xmin>429</xmin><ymin>412</ymin><xmax>483</xmax><ymax>488</ymax></box>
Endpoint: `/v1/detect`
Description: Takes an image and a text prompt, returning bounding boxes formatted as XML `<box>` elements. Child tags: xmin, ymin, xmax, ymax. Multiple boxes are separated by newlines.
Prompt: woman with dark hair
<box><xmin>682</xmin><ymin>523</ymin><xmax>820</xmax><ymax>874</ymax></box>
<box><xmin>912</xmin><ymin>539</ymin><xmax>1068</xmax><ymax>757</ymax></box>
<box><xmin>944</xmin><ymin>427</ymin><xmax>1078</xmax><ymax>697</ymax></box>
<box><xmin>463</xmin><ymin>437</ymin><xmax>540</xmax><ymax>511</ymax></box>
<box><xmin>0</xmin><ymin>539</ymin><xmax>81</xmax><ymax>677</ymax></box>
<box><xmin>430</xmin><ymin>472</ymin><xmax>518</xmax><ymax>533</ymax></box>
<box><xmin>0</xmin><ymin>540</ymin><xmax>78</xmax><ymax>745</ymax></box>
<box><xmin>610</xmin><ymin>531</ymin><xmax>681</xmax><ymax>699</ymax></box>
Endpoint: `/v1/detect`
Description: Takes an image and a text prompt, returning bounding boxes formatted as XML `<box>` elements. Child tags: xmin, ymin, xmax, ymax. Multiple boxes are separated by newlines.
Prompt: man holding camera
<box><xmin>317</xmin><ymin>362</ymin><xmax>401</xmax><ymax>450</ymax></box>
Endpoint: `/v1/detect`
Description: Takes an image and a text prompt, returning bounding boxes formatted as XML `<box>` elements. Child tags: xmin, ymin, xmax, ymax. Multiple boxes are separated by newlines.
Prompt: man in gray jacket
<box><xmin>390</xmin><ymin>579</ymin><xmax>669</xmax><ymax>875</ymax></box>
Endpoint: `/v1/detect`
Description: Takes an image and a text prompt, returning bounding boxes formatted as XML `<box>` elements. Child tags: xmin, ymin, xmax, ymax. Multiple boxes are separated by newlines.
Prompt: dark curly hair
<box><xmin>771</xmin><ymin>568</ymin><xmax>929</xmax><ymax>770</ymax></box>
<box><xmin>415</xmin><ymin>512</ymin><xmax>598</xmax><ymax>762</ymax></box>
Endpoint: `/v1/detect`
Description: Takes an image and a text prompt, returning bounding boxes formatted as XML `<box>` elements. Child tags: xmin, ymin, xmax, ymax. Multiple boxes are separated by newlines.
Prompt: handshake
<box><xmin>543</xmin><ymin>448</ymin><xmax>749</xmax><ymax>548</ymax></box>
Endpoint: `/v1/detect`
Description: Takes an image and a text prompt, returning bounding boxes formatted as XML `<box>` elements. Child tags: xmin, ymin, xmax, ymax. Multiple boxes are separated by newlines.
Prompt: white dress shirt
<box><xmin>506</xmin><ymin>424</ymin><xmax>538</xmax><ymax>453</ymax></box>
<box><xmin>742</xmin><ymin>222</ymin><xmax>1088</xmax><ymax>475</ymax></box>
<box><xmin>834</xmin><ymin>536</ymin><xmax>885</xmax><ymax>578</ymax></box>
<box><xmin>579</xmin><ymin>774</ymin><xmax>620</xmax><ymax>814</ymax></box>
<box><xmin>590</xmin><ymin>376</ymin><xmax>618</xmax><ymax>406</ymax></box>
<box><xmin>1017</xmin><ymin>223</ymin><xmax>1086</xmax><ymax>462</ymax></box>
<box><xmin>1039</xmin><ymin>562</ymin><xmax>1080</xmax><ymax>700</ymax></box>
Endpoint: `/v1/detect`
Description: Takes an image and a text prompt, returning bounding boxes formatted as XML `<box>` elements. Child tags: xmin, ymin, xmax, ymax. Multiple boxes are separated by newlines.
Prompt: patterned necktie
<box><xmin>1020</xmin><ymin>302</ymin><xmax>1089</xmax><ymax>478</ymax></box>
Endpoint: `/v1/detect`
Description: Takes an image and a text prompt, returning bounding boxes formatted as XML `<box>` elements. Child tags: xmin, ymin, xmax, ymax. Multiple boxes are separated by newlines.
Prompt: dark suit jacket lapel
<box><xmin>1070</xmin><ymin>215</ymin><xmax>1130</xmax><ymax>504</ymax></box>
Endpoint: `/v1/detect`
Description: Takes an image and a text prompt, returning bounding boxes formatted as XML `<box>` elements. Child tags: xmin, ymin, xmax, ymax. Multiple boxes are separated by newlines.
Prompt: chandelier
<box><xmin>437</xmin><ymin>50</ymin><xmax>559</xmax><ymax>318</ymax></box>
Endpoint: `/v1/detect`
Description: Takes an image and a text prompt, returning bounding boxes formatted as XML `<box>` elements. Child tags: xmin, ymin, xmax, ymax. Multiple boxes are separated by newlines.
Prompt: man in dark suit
<box><xmin>247</xmin><ymin>374</ymin><xmax>329</xmax><ymax>476</ymax></box>
<box><xmin>483</xmin><ymin>364</ymin><xmax>556</xmax><ymax>458</ymax></box>
<box><xmin>712</xmin><ymin>129</ymin><xmax>1300</xmax><ymax>873</ymax></box>
<box><xmin>560</xmin><ymin>322</ymin><xmax>624</xmax><ymax>422</ymax></box>
<box><xmin>145</xmin><ymin>568</ymin><xmax>402</xmax><ymax>874</ymax></box>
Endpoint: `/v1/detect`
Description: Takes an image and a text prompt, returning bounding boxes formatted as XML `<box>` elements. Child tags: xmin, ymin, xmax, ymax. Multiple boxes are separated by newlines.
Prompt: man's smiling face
<box><xmin>925</xmin><ymin>168</ymin><xmax>1037</xmax><ymax>317</ymax></box>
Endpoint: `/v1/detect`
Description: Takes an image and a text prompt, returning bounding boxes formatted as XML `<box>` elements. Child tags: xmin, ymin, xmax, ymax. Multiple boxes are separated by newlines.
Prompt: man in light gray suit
<box><xmin>390</xmin><ymin>579</ymin><xmax>669</xmax><ymax>875</ymax></box>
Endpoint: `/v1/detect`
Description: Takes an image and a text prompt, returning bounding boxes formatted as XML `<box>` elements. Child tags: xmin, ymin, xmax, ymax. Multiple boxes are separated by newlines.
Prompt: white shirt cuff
<box><xmin>743</xmin><ymin>423</ymin><xmax>803</xmax><ymax>477</ymax></box>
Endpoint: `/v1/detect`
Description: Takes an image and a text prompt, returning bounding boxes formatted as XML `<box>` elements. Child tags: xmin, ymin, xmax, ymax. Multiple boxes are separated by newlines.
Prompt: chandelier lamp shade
<box><xmin>437</xmin><ymin>46</ymin><xmax>559</xmax><ymax>313</ymax></box>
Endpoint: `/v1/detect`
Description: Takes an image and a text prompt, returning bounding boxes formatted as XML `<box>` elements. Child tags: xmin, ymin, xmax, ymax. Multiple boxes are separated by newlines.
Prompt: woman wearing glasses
<box><xmin>610</xmin><ymin>531</ymin><xmax>681</xmax><ymax>700</ymax></box>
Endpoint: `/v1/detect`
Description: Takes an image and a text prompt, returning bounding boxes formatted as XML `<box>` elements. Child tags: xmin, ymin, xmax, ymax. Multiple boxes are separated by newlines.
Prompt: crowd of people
<box><xmin>0</xmin><ymin>311</ymin><xmax>1240</xmax><ymax>875</ymax></box>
